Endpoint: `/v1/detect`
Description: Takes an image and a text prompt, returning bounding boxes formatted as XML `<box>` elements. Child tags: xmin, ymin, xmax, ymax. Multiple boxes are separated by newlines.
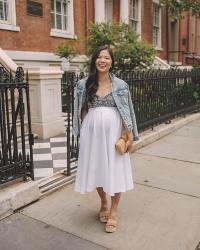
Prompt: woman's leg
<box><xmin>110</xmin><ymin>192</ymin><xmax>121</xmax><ymax>217</ymax></box>
<box><xmin>96</xmin><ymin>187</ymin><xmax>109</xmax><ymax>222</ymax></box>
<box><xmin>96</xmin><ymin>187</ymin><xmax>108</xmax><ymax>210</ymax></box>
<box><xmin>106</xmin><ymin>192</ymin><xmax>121</xmax><ymax>232</ymax></box>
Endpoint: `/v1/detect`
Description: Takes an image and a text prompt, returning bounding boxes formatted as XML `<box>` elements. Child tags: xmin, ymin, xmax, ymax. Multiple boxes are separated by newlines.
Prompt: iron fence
<box><xmin>61</xmin><ymin>72</ymin><xmax>85</xmax><ymax>176</ymax></box>
<box><xmin>118</xmin><ymin>68</ymin><xmax>200</xmax><ymax>131</ymax></box>
<box><xmin>0</xmin><ymin>65</ymin><xmax>34</xmax><ymax>184</ymax></box>
<box><xmin>61</xmin><ymin>68</ymin><xmax>200</xmax><ymax>175</ymax></box>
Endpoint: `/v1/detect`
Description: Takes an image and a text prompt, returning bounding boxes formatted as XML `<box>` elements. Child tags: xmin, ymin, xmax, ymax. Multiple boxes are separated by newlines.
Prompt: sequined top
<box><xmin>88</xmin><ymin>92</ymin><xmax>117</xmax><ymax>109</ymax></box>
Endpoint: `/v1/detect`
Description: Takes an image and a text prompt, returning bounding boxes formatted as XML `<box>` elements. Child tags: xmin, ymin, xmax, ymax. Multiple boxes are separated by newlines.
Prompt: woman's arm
<box><xmin>128</xmin><ymin>90</ymin><xmax>139</xmax><ymax>141</ymax></box>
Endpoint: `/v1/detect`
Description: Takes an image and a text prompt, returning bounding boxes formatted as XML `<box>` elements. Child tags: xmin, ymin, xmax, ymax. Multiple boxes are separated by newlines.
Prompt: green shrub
<box><xmin>56</xmin><ymin>40</ymin><xmax>76</xmax><ymax>60</ymax></box>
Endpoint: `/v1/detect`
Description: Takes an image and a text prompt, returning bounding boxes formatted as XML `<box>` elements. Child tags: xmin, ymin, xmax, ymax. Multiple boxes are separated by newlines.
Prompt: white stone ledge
<box><xmin>50</xmin><ymin>29</ymin><xmax>77</xmax><ymax>39</ymax></box>
<box><xmin>6</xmin><ymin>50</ymin><xmax>62</xmax><ymax>63</ymax></box>
<box><xmin>0</xmin><ymin>23</ymin><xmax>20</xmax><ymax>32</ymax></box>
<box><xmin>0</xmin><ymin>48</ymin><xmax>18</xmax><ymax>72</ymax></box>
<box><xmin>28</xmin><ymin>67</ymin><xmax>64</xmax><ymax>79</ymax></box>
<box><xmin>0</xmin><ymin>181</ymin><xmax>40</xmax><ymax>220</ymax></box>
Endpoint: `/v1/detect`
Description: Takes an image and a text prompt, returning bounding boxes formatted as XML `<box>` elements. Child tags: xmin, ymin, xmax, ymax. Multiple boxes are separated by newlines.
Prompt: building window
<box><xmin>153</xmin><ymin>2</ymin><xmax>161</xmax><ymax>48</ymax></box>
<box><xmin>50</xmin><ymin>0</ymin><xmax>75</xmax><ymax>39</ymax></box>
<box><xmin>0</xmin><ymin>0</ymin><xmax>19</xmax><ymax>31</ymax></box>
<box><xmin>129</xmin><ymin>0</ymin><xmax>138</xmax><ymax>32</ymax></box>
<box><xmin>0</xmin><ymin>0</ymin><xmax>8</xmax><ymax>21</ymax></box>
<box><xmin>129</xmin><ymin>0</ymin><xmax>141</xmax><ymax>36</ymax></box>
<box><xmin>51</xmin><ymin>0</ymin><xmax>69</xmax><ymax>30</ymax></box>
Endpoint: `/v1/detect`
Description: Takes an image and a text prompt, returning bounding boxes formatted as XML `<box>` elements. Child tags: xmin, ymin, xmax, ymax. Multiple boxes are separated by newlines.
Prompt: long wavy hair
<box><xmin>84</xmin><ymin>45</ymin><xmax>114</xmax><ymax>109</ymax></box>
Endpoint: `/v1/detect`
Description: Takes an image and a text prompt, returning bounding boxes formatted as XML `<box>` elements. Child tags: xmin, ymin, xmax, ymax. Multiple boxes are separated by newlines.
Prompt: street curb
<box><xmin>0</xmin><ymin>112</ymin><xmax>200</xmax><ymax>219</ymax></box>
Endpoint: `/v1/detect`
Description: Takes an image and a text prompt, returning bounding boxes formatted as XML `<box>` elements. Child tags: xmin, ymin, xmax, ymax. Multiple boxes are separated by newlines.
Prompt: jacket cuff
<box><xmin>133</xmin><ymin>135</ymin><xmax>140</xmax><ymax>141</ymax></box>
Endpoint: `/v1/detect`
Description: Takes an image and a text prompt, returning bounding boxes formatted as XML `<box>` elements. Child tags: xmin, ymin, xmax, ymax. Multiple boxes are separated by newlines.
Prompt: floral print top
<box><xmin>88</xmin><ymin>92</ymin><xmax>117</xmax><ymax>109</ymax></box>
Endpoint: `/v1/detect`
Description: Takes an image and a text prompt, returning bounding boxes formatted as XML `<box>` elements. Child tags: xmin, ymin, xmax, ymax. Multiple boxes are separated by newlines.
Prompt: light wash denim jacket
<box><xmin>72</xmin><ymin>73</ymin><xmax>139</xmax><ymax>141</ymax></box>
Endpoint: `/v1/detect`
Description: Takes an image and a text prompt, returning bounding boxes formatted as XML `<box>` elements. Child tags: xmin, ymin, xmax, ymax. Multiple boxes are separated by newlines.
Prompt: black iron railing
<box><xmin>0</xmin><ymin>66</ymin><xmax>34</xmax><ymax>184</ymax></box>
<box><xmin>61</xmin><ymin>72</ymin><xmax>85</xmax><ymax>176</ymax></box>
<box><xmin>118</xmin><ymin>69</ymin><xmax>200</xmax><ymax>131</ymax></box>
<box><xmin>61</xmin><ymin>68</ymin><xmax>200</xmax><ymax>175</ymax></box>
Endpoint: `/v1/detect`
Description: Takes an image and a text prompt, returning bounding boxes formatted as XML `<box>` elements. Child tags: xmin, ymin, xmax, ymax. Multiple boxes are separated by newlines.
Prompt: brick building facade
<box><xmin>0</xmin><ymin>0</ymin><xmax>200</xmax><ymax>67</ymax></box>
<box><xmin>168</xmin><ymin>11</ymin><xmax>200</xmax><ymax>65</ymax></box>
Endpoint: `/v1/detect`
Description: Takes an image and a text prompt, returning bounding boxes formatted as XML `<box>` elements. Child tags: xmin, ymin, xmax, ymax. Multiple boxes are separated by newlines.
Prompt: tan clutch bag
<box><xmin>115</xmin><ymin>137</ymin><xmax>128</xmax><ymax>155</ymax></box>
<box><xmin>115</xmin><ymin>129</ymin><xmax>133</xmax><ymax>155</ymax></box>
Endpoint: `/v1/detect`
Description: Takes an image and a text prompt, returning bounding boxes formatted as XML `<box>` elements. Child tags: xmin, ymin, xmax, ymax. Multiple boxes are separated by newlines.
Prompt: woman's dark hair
<box><xmin>84</xmin><ymin>45</ymin><xmax>114</xmax><ymax>109</ymax></box>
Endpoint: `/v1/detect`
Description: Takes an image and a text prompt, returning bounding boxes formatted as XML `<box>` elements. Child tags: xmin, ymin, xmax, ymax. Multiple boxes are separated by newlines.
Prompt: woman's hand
<box><xmin>125</xmin><ymin>131</ymin><xmax>134</xmax><ymax>153</ymax></box>
<box><xmin>125</xmin><ymin>139</ymin><xmax>133</xmax><ymax>153</ymax></box>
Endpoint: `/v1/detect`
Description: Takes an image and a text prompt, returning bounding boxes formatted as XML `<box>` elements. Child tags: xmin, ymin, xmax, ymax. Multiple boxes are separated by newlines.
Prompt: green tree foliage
<box><xmin>56</xmin><ymin>40</ymin><xmax>76</xmax><ymax>60</ymax></box>
<box><xmin>161</xmin><ymin>0</ymin><xmax>200</xmax><ymax>19</ymax></box>
<box><xmin>86</xmin><ymin>22</ymin><xmax>156</xmax><ymax>71</ymax></box>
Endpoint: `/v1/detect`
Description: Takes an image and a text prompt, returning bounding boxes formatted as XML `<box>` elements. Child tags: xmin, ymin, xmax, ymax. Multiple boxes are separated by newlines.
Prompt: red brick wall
<box><xmin>87</xmin><ymin>0</ymin><xmax>94</xmax><ymax>23</ymax></box>
<box><xmin>141</xmin><ymin>0</ymin><xmax>153</xmax><ymax>44</ymax></box>
<box><xmin>113</xmin><ymin>0</ymin><xmax>120</xmax><ymax>23</ymax></box>
<box><xmin>0</xmin><ymin>0</ymin><xmax>171</xmax><ymax>60</ymax></box>
<box><xmin>0</xmin><ymin>0</ymin><xmax>86</xmax><ymax>54</ymax></box>
<box><xmin>73</xmin><ymin>0</ymin><xmax>86</xmax><ymax>54</ymax></box>
<box><xmin>141</xmin><ymin>0</ymin><xmax>168</xmax><ymax>60</ymax></box>
<box><xmin>159</xmin><ymin>8</ymin><xmax>167</xmax><ymax>60</ymax></box>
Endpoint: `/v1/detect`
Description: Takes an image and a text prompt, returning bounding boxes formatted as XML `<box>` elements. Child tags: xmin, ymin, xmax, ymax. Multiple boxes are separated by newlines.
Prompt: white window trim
<box><xmin>153</xmin><ymin>0</ymin><xmax>162</xmax><ymax>50</ymax></box>
<box><xmin>129</xmin><ymin>0</ymin><xmax>142</xmax><ymax>39</ymax></box>
<box><xmin>50</xmin><ymin>0</ymin><xmax>75</xmax><ymax>39</ymax></box>
<box><xmin>0</xmin><ymin>0</ymin><xmax>20</xmax><ymax>32</ymax></box>
<box><xmin>95</xmin><ymin>0</ymin><xmax>105</xmax><ymax>23</ymax></box>
<box><xmin>105</xmin><ymin>0</ymin><xmax>113</xmax><ymax>22</ymax></box>
<box><xmin>120</xmin><ymin>0</ymin><xmax>129</xmax><ymax>23</ymax></box>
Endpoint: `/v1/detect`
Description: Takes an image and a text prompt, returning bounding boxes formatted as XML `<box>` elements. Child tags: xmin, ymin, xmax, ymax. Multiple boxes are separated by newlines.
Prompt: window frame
<box><xmin>50</xmin><ymin>0</ymin><xmax>75</xmax><ymax>39</ymax></box>
<box><xmin>152</xmin><ymin>1</ymin><xmax>162</xmax><ymax>49</ymax></box>
<box><xmin>0</xmin><ymin>0</ymin><xmax>20</xmax><ymax>32</ymax></box>
<box><xmin>129</xmin><ymin>0</ymin><xmax>141</xmax><ymax>37</ymax></box>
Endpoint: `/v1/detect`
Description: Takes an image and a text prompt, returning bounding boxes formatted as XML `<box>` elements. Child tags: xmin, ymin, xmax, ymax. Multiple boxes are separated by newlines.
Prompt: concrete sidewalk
<box><xmin>2</xmin><ymin>116</ymin><xmax>199</xmax><ymax>250</ymax></box>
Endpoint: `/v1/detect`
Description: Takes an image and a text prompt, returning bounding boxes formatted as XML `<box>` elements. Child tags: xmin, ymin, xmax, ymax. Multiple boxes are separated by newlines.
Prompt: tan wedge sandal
<box><xmin>99</xmin><ymin>211</ymin><xmax>110</xmax><ymax>223</ymax></box>
<box><xmin>105</xmin><ymin>216</ymin><xmax>117</xmax><ymax>233</ymax></box>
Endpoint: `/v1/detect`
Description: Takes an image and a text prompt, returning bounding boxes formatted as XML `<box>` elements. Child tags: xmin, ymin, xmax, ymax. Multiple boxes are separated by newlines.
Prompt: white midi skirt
<box><xmin>74</xmin><ymin>107</ymin><xmax>134</xmax><ymax>196</ymax></box>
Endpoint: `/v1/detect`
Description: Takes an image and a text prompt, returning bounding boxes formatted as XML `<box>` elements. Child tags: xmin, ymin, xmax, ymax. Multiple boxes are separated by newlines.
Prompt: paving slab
<box><xmin>0</xmin><ymin>213</ymin><xmax>108</xmax><ymax>250</ymax></box>
<box><xmin>132</xmin><ymin>153</ymin><xmax>200</xmax><ymax>197</ymax></box>
<box><xmin>19</xmin><ymin>119</ymin><xmax>200</xmax><ymax>250</ymax></box>
<box><xmin>137</xmin><ymin>129</ymin><xmax>200</xmax><ymax>164</ymax></box>
<box><xmin>21</xmin><ymin>184</ymin><xmax>200</xmax><ymax>250</ymax></box>
<box><xmin>172</xmin><ymin>122</ymin><xmax>200</xmax><ymax>138</ymax></box>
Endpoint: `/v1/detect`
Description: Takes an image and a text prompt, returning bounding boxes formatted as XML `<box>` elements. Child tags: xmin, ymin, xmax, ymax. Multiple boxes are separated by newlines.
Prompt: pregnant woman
<box><xmin>73</xmin><ymin>45</ymin><xmax>139</xmax><ymax>233</ymax></box>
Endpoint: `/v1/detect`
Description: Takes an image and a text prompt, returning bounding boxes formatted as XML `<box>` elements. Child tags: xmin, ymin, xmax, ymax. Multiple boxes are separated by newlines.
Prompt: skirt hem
<box><xmin>74</xmin><ymin>185</ymin><xmax>134</xmax><ymax>197</ymax></box>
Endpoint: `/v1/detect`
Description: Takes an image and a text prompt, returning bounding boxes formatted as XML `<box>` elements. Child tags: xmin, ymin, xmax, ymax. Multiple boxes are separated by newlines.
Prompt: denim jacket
<box><xmin>72</xmin><ymin>73</ymin><xmax>139</xmax><ymax>141</ymax></box>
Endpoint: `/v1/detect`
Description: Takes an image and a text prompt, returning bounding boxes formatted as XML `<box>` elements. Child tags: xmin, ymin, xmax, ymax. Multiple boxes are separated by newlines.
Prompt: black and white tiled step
<box><xmin>33</xmin><ymin>133</ymin><xmax>77</xmax><ymax>180</ymax></box>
